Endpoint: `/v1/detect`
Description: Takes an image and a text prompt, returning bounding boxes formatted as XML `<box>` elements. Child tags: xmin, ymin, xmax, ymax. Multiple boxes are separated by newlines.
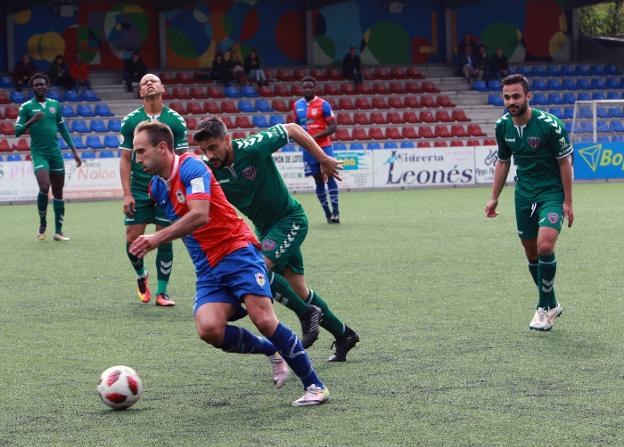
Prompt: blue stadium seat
<box><xmin>237</xmin><ymin>100</ymin><xmax>254</xmax><ymax>113</ymax></box>
<box><xmin>0</xmin><ymin>76</ymin><xmax>12</xmax><ymax>88</ymax></box>
<box><xmin>62</xmin><ymin>151</ymin><xmax>73</xmax><ymax>160</ymax></box>
<box><xmin>10</xmin><ymin>91</ymin><xmax>25</xmax><ymax>103</ymax></box>
<box><xmin>591</xmin><ymin>78</ymin><xmax>607</xmax><ymax>89</ymax></box>
<box><xmin>487</xmin><ymin>94</ymin><xmax>503</xmax><ymax>106</ymax></box>
<box><xmin>579</xmin><ymin>121</ymin><xmax>593</xmax><ymax>133</ymax></box>
<box><xmin>47</xmin><ymin>90</ymin><xmax>61</xmax><ymax>101</ymax></box>
<box><xmin>531</xmin><ymin>79</ymin><xmax>547</xmax><ymax>90</ymax></box>
<box><xmin>400</xmin><ymin>141</ymin><xmax>415</xmax><ymax>148</ymax></box>
<box><xmin>562</xmin><ymin>93</ymin><xmax>576</xmax><ymax>104</ymax></box>
<box><xmin>61</xmin><ymin>105</ymin><xmax>76</xmax><ymax>117</ymax></box>
<box><xmin>384</xmin><ymin>142</ymin><xmax>398</xmax><ymax>148</ymax></box>
<box><xmin>251</xmin><ymin>115</ymin><xmax>269</xmax><ymax>128</ymax></box>
<box><xmin>577</xmin><ymin>64</ymin><xmax>592</xmax><ymax>76</ymax></box>
<box><xmin>487</xmin><ymin>80</ymin><xmax>501</xmax><ymax>90</ymax></box>
<box><xmin>562</xmin><ymin>107</ymin><xmax>574</xmax><ymax>119</ymax></box>
<box><xmin>561</xmin><ymin>78</ymin><xmax>576</xmax><ymax>90</ymax></box>
<box><xmin>349</xmin><ymin>143</ymin><xmax>364</xmax><ymax>149</ymax></box>
<box><xmin>95</xmin><ymin>103</ymin><xmax>114</xmax><ymax>116</ymax></box>
<box><xmin>592</xmin><ymin>92</ymin><xmax>606</xmax><ymax>101</ymax></box>
<box><xmin>255</xmin><ymin>99</ymin><xmax>272</xmax><ymax>112</ymax></box>
<box><xmin>223</xmin><ymin>86</ymin><xmax>241</xmax><ymax>98</ymax></box>
<box><xmin>57</xmin><ymin>137</ymin><xmax>68</xmax><ymax>150</ymax></box>
<box><xmin>597</xmin><ymin>120</ymin><xmax>609</xmax><ymax>132</ymax></box>
<box><xmin>611</xmin><ymin>121</ymin><xmax>624</xmax><ymax>132</ymax></box>
<box><xmin>86</xmin><ymin>136</ymin><xmax>105</xmax><ymax>149</ymax></box>
<box><xmin>473</xmin><ymin>80</ymin><xmax>487</xmax><ymax>91</ymax></box>
<box><xmin>547</xmin><ymin>65</ymin><xmax>562</xmax><ymax>76</ymax></box>
<box><xmin>516</xmin><ymin>66</ymin><xmax>531</xmax><ymax>76</ymax></box>
<box><xmin>104</xmin><ymin>135</ymin><xmax>120</xmax><ymax>148</ymax></box>
<box><xmin>269</xmin><ymin>115</ymin><xmax>284</xmax><ymax>126</ymax></box>
<box><xmin>90</xmin><ymin>119</ymin><xmax>106</xmax><ymax>132</ymax></box>
<box><xmin>72</xmin><ymin>136</ymin><xmax>86</xmax><ymax>149</ymax></box>
<box><xmin>605</xmin><ymin>77</ymin><xmax>620</xmax><ymax>89</ymax></box>
<box><xmin>591</xmin><ymin>64</ymin><xmax>606</xmax><ymax>75</ymax></box>
<box><xmin>332</xmin><ymin>143</ymin><xmax>347</xmax><ymax>151</ymax></box>
<box><xmin>367</xmin><ymin>142</ymin><xmax>381</xmax><ymax>149</ymax></box>
<box><xmin>605</xmin><ymin>64</ymin><xmax>618</xmax><ymax>75</ymax></box>
<box><xmin>577</xmin><ymin>92</ymin><xmax>591</xmax><ymax>101</ymax></box>
<box><xmin>597</xmin><ymin>135</ymin><xmax>610</xmax><ymax>143</ymax></box>
<box><xmin>108</xmin><ymin>119</ymin><xmax>121</xmax><ymax>132</ymax></box>
<box><xmin>548</xmin><ymin>107</ymin><xmax>563</xmax><ymax>117</ymax></box>
<box><xmin>77</xmin><ymin>104</ymin><xmax>95</xmax><ymax>117</ymax></box>
<box><xmin>576</xmin><ymin>78</ymin><xmax>591</xmax><ymax>90</ymax></box>
<box><xmin>531</xmin><ymin>93</ymin><xmax>546</xmax><ymax>105</ymax></box>
<box><xmin>546</xmin><ymin>93</ymin><xmax>563</xmax><ymax>105</ymax></box>
<box><xmin>608</xmin><ymin>107</ymin><xmax>623</xmax><ymax>118</ymax></box>
<box><xmin>280</xmin><ymin>144</ymin><xmax>296</xmax><ymax>152</ymax></box>
<box><xmin>531</xmin><ymin>65</ymin><xmax>547</xmax><ymax>77</ymax></box>
<box><xmin>7</xmin><ymin>154</ymin><xmax>22</xmax><ymax>161</ymax></box>
<box><xmin>562</xmin><ymin>65</ymin><xmax>576</xmax><ymax>76</ymax></box>
<box><xmin>71</xmin><ymin>120</ymin><xmax>89</xmax><ymax>133</ymax></box>
<box><xmin>612</xmin><ymin>134</ymin><xmax>624</xmax><ymax>142</ymax></box>
<box><xmin>81</xmin><ymin>151</ymin><xmax>96</xmax><ymax>159</ymax></box>
<box><xmin>99</xmin><ymin>150</ymin><xmax>115</xmax><ymax>158</ymax></box>
<box><xmin>81</xmin><ymin>89</ymin><xmax>100</xmax><ymax>101</ymax></box>
<box><xmin>607</xmin><ymin>91</ymin><xmax>620</xmax><ymax>100</ymax></box>
<box><xmin>564</xmin><ymin>121</ymin><xmax>572</xmax><ymax>133</ymax></box>
<box><xmin>578</xmin><ymin>107</ymin><xmax>592</xmax><ymax>119</ymax></box>
<box><xmin>241</xmin><ymin>85</ymin><xmax>259</xmax><ymax>97</ymax></box>
<box><xmin>546</xmin><ymin>79</ymin><xmax>562</xmax><ymax>90</ymax></box>
<box><xmin>64</xmin><ymin>90</ymin><xmax>80</xmax><ymax>102</ymax></box>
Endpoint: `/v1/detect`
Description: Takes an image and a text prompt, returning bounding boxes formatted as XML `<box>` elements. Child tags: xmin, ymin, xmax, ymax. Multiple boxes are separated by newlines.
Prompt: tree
<box><xmin>579</xmin><ymin>1</ymin><xmax>624</xmax><ymax>37</ymax></box>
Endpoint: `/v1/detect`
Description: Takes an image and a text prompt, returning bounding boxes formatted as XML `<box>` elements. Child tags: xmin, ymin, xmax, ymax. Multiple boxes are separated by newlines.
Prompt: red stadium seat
<box><xmin>435</xmin><ymin>111</ymin><xmax>452</xmax><ymax>122</ymax></box>
<box><xmin>468</xmin><ymin>124</ymin><xmax>487</xmax><ymax>136</ymax></box>
<box><xmin>327</xmin><ymin>68</ymin><xmax>342</xmax><ymax>81</ymax></box>
<box><xmin>176</xmin><ymin>72</ymin><xmax>194</xmax><ymax>84</ymax></box>
<box><xmin>436</xmin><ymin>95</ymin><xmax>455</xmax><ymax>107</ymax></box>
<box><xmin>352</xmin><ymin>127</ymin><xmax>369</xmax><ymax>140</ymax></box>
<box><xmin>168</xmin><ymin>102</ymin><xmax>186</xmax><ymax>114</ymax></box>
<box><xmin>0</xmin><ymin>139</ymin><xmax>9</xmax><ymax>151</ymax></box>
<box><xmin>340</xmin><ymin>83</ymin><xmax>356</xmax><ymax>95</ymax></box>
<box><xmin>335</xmin><ymin>128</ymin><xmax>353</xmax><ymax>140</ymax></box>
<box><xmin>221</xmin><ymin>116</ymin><xmax>234</xmax><ymax>129</ymax></box>
<box><xmin>388</xmin><ymin>82</ymin><xmax>405</xmax><ymax>94</ymax></box>
<box><xmin>452</xmin><ymin>110</ymin><xmax>470</xmax><ymax>122</ymax></box>
<box><xmin>387</xmin><ymin>112</ymin><xmax>403</xmax><ymax>124</ymax></box>
<box><xmin>374</xmin><ymin>67</ymin><xmax>392</xmax><ymax>80</ymax></box>
<box><xmin>405</xmin><ymin>96</ymin><xmax>420</xmax><ymax>108</ymax></box>
<box><xmin>292</xmin><ymin>85</ymin><xmax>305</xmax><ymax>97</ymax></box>
<box><xmin>0</xmin><ymin>123</ymin><xmax>14</xmax><ymax>135</ymax></box>
<box><xmin>185</xmin><ymin>117</ymin><xmax>197</xmax><ymax>130</ymax></box>
<box><xmin>172</xmin><ymin>87</ymin><xmax>189</xmax><ymax>99</ymax></box>
<box><xmin>407</xmin><ymin>67</ymin><xmax>423</xmax><ymax>79</ymax></box>
<box><xmin>293</xmin><ymin>68</ymin><xmax>308</xmax><ymax>79</ymax></box>
<box><xmin>403</xmin><ymin>111</ymin><xmax>419</xmax><ymax>123</ymax></box>
<box><xmin>337</xmin><ymin>113</ymin><xmax>354</xmax><ymax>125</ymax></box>
<box><xmin>286</xmin><ymin>114</ymin><xmax>295</xmax><ymax>123</ymax></box>
<box><xmin>483</xmin><ymin>138</ymin><xmax>497</xmax><ymax>145</ymax></box>
<box><xmin>207</xmin><ymin>86</ymin><xmax>225</xmax><ymax>98</ymax></box>
<box><xmin>368</xmin><ymin>127</ymin><xmax>386</xmax><ymax>140</ymax></box>
<box><xmin>5</xmin><ymin>106</ymin><xmax>18</xmax><ymax>119</ymax></box>
<box><xmin>371</xmin><ymin>97</ymin><xmax>388</xmax><ymax>109</ymax></box>
<box><xmin>204</xmin><ymin>101</ymin><xmax>220</xmax><ymax>114</ymax></box>
<box><xmin>419</xmin><ymin>111</ymin><xmax>435</xmax><ymax>123</ymax></box>
<box><xmin>159</xmin><ymin>72</ymin><xmax>175</xmax><ymax>84</ymax></box>
<box><xmin>221</xmin><ymin>101</ymin><xmax>237</xmax><ymax>113</ymax></box>
<box><xmin>235</xmin><ymin>116</ymin><xmax>253</xmax><ymax>128</ymax></box>
<box><xmin>324</xmin><ymin>84</ymin><xmax>339</xmax><ymax>96</ymax></box>
<box><xmin>373</xmin><ymin>83</ymin><xmax>389</xmax><ymax>95</ymax></box>
<box><xmin>418</xmin><ymin>126</ymin><xmax>434</xmax><ymax>139</ymax></box>
<box><xmin>385</xmin><ymin>127</ymin><xmax>401</xmax><ymax>139</ymax></box>
<box><xmin>417</xmin><ymin>141</ymin><xmax>431</xmax><ymax>148</ymax></box>
<box><xmin>327</xmin><ymin>98</ymin><xmax>338</xmax><ymax>110</ymax></box>
<box><xmin>370</xmin><ymin>112</ymin><xmax>387</xmax><ymax>124</ymax></box>
<box><xmin>401</xmin><ymin>127</ymin><xmax>418</xmax><ymax>139</ymax></box>
<box><xmin>450</xmin><ymin>140</ymin><xmax>464</xmax><ymax>147</ymax></box>
<box><xmin>354</xmin><ymin>98</ymin><xmax>371</xmax><ymax>109</ymax></box>
<box><xmin>421</xmin><ymin>81</ymin><xmax>440</xmax><ymax>93</ymax></box>
<box><xmin>271</xmin><ymin>100</ymin><xmax>289</xmax><ymax>112</ymax></box>
<box><xmin>451</xmin><ymin>125</ymin><xmax>468</xmax><ymax>137</ymax></box>
<box><xmin>258</xmin><ymin>86</ymin><xmax>273</xmax><ymax>97</ymax></box>
<box><xmin>232</xmin><ymin>131</ymin><xmax>247</xmax><ymax>139</ymax></box>
<box><xmin>274</xmin><ymin>85</ymin><xmax>291</xmax><ymax>97</ymax></box>
<box><xmin>277</xmin><ymin>69</ymin><xmax>294</xmax><ymax>82</ymax></box>
<box><xmin>405</xmin><ymin>81</ymin><xmax>421</xmax><ymax>94</ymax></box>
<box><xmin>356</xmin><ymin>83</ymin><xmax>373</xmax><ymax>95</ymax></box>
<box><xmin>434</xmin><ymin>141</ymin><xmax>448</xmax><ymax>147</ymax></box>
<box><xmin>187</xmin><ymin>102</ymin><xmax>203</xmax><ymax>115</ymax></box>
<box><xmin>190</xmin><ymin>87</ymin><xmax>207</xmax><ymax>99</ymax></box>
<box><xmin>0</xmin><ymin>91</ymin><xmax>9</xmax><ymax>104</ymax></box>
<box><xmin>390</xmin><ymin>66</ymin><xmax>407</xmax><ymax>79</ymax></box>
<box><xmin>13</xmin><ymin>138</ymin><xmax>29</xmax><ymax>151</ymax></box>
<box><xmin>467</xmin><ymin>139</ymin><xmax>480</xmax><ymax>146</ymax></box>
<box><xmin>354</xmin><ymin>112</ymin><xmax>370</xmax><ymax>125</ymax></box>
<box><xmin>435</xmin><ymin>126</ymin><xmax>451</xmax><ymax>138</ymax></box>
<box><xmin>338</xmin><ymin>97</ymin><xmax>355</xmax><ymax>110</ymax></box>
<box><xmin>0</xmin><ymin>109</ymin><xmax>3</xmax><ymax>119</ymax></box>
<box><xmin>420</xmin><ymin>96</ymin><xmax>436</xmax><ymax>108</ymax></box>
<box><xmin>388</xmin><ymin>96</ymin><xmax>404</xmax><ymax>109</ymax></box>
<box><xmin>310</xmin><ymin>68</ymin><xmax>327</xmax><ymax>81</ymax></box>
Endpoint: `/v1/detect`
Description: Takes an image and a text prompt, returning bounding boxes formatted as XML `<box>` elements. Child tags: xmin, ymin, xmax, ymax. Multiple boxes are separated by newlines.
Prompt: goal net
<box><xmin>571</xmin><ymin>99</ymin><xmax>624</xmax><ymax>145</ymax></box>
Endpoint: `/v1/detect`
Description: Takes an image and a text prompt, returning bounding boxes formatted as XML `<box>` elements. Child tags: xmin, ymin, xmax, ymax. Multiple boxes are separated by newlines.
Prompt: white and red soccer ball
<box><xmin>96</xmin><ymin>365</ymin><xmax>143</xmax><ymax>410</ymax></box>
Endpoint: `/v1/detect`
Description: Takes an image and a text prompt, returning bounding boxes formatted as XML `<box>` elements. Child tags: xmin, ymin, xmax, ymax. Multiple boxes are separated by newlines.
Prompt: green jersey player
<box><xmin>15</xmin><ymin>73</ymin><xmax>82</xmax><ymax>241</ymax></box>
<box><xmin>485</xmin><ymin>74</ymin><xmax>574</xmax><ymax>331</ymax></box>
<box><xmin>119</xmin><ymin>73</ymin><xmax>188</xmax><ymax>307</ymax></box>
<box><xmin>194</xmin><ymin>117</ymin><xmax>360</xmax><ymax>361</ymax></box>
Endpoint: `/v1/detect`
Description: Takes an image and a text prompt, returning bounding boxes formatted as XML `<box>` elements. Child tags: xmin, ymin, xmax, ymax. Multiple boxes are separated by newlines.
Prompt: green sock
<box><xmin>126</xmin><ymin>241</ymin><xmax>145</xmax><ymax>277</ymax></box>
<box><xmin>306</xmin><ymin>289</ymin><xmax>346</xmax><ymax>339</ymax></box>
<box><xmin>537</xmin><ymin>253</ymin><xmax>557</xmax><ymax>309</ymax></box>
<box><xmin>156</xmin><ymin>242</ymin><xmax>173</xmax><ymax>295</ymax></box>
<box><xmin>528</xmin><ymin>260</ymin><xmax>538</xmax><ymax>286</ymax></box>
<box><xmin>53</xmin><ymin>199</ymin><xmax>64</xmax><ymax>234</ymax></box>
<box><xmin>37</xmin><ymin>192</ymin><xmax>48</xmax><ymax>226</ymax></box>
<box><xmin>269</xmin><ymin>272</ymin><xmax>309</xmax><ymax>317</ymax></box>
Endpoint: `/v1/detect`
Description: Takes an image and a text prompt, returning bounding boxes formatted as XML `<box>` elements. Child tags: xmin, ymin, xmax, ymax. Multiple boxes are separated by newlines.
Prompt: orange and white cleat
<box><xmin>53</xmin><ymin>233</ymin><xmax>70</xmax><ymax>241</ymax></box>
<box><xmin>269</xmin><ymin>353</ymin><xmax>289</xmax><ymax>389</ymax></box>
<box><xmin>292</xmin><ymin>384</ymin><xmax>330</xmax><ymax>407</ymax></box>
<box><xmin>37</xmin><ymin>224</ymin><xmax>46</xmax><ymax>240</ymax></box>
<box><xmin>137</xmin><ymin>274</ymin><xmax>151</xmax><ymax>303</ymax></box>
<box><xmin>155</xmin><ymin>292</ymin><xmax>175</xmax><ymax>307</ymax></box>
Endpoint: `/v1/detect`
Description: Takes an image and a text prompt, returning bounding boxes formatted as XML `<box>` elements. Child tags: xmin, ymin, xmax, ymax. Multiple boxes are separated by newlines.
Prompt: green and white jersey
<box><xmin>15</xmin><ymin>98</ymin><xmax>71</xmax><ymax>156</ymax></box>
<box><xmin>204</xmin><ymin>124</ymin><xmax>302</xmax><ymax>233</ymax></box>
<box><xmin>120</xmin><ymin>105</ymin><xmax>188</xmax><ymax>199</ymax></box>
<box><xmin>496</xmin><ymin>108</ymin><xmax>573</xmax><ymax>203</ymax></box>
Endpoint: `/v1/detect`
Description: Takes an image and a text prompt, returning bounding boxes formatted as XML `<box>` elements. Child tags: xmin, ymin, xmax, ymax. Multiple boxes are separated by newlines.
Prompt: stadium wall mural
<box><xmin>454</xmin><ymin>0</ymin><xmax>571</xmax><ymax>63</ymax></box>
<box><xmin>0</xmin><ymin>10</ymin><xmax>6</xmax><ymax>72</ymax></box>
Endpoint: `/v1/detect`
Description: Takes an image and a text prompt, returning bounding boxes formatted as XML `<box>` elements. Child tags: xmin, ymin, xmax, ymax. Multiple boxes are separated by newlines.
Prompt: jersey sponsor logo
<box><xmin>175</xmin><ymin>189</ymin><xmax>186</xmax><ymax>204</ymax></box>
<box><xmin>262</xmin><ymin>239</ymin><xmax>276</xmax><ymax>251</ymax></box>
<box><xmin>190</xmin><ymin>177</ymin><xmax>205</xmax><ymax>193</ymax></box>
<box><xmin>505</xmin><ymin>138</ymin><xmax>516</xmax><ymax>143</ymax></box>
<box><xmin>547</xmin><ymin>212</ymin><xmax>560</xmax><ymax>224</ymax></box>
<box><xmin>527</xmin><ymin>136</ymin><xmax>541</xmax><ymax>149</ymax></box>
<box><xmin>255</xmin><ymin>272</ymin><xmax>266</xmax><ymax>287</ymax></box>
<box><xmin>242</xmin><ymin>166</ymin><xmax>256</xmax><ymax>180</ymax></box>
<box><xmin>577</xmin><ymin>144</ymin><xmax>601</xmax><ymax>172</ymax></box>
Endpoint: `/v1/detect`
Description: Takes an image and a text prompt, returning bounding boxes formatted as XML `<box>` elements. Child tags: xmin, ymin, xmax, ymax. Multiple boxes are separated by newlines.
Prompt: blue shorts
<box><xmin>193</xmin><ymin>244</ymin><xmax>272</xmax><ymax>317</ymax></box>
<box><xmin>304</xmin><ymin>145</ymin><xmax>333</xmax><ymax>177</ymax></box>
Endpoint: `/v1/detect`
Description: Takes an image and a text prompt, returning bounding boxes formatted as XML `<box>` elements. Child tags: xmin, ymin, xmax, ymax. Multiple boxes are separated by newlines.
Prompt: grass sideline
<box><xmin>0</xmin><ymin>184</ymin><xmax>623</xmax><ymax>447</ymax></box>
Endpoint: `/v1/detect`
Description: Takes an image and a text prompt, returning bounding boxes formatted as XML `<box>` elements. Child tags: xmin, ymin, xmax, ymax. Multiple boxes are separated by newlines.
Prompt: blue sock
<box><xmin>327</xmin><ymin>177</ymin><xmax>339</xmax><ymax>215</ymax></box>
<box><xmin>314</xmin><ymin>179</ymin><xmax>331</xmax><ymax>218</ymax></box>
<box><xmin>269</xmin><ymin>323</ymin><xmax>323</xmax><ymax>389</ymax></box>
<box><xmin>220</xmin><ymin>325</ymin><xmax>276</xmax><ymax>355</ymax></box>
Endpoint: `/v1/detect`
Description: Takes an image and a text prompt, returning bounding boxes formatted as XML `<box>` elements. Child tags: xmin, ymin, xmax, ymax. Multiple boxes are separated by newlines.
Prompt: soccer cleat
<box><xmin>269</xmin><ymin>353</ymin><xmax>289</xmax><ymax>389</ymax></box>
<box><xmin>330</xmin><ymin>213</ymin><xmax>340</xmax><ymax>224</ymax></box>
<box><xmin>327</xmin><ymin>326</ymin><xmax>359</xmax><ymax>362</ymax></box>
<box><xmin>292</xmin><ymin>384</ymin><xmax>329</xmax><ymax>407</ymax></box>
<box><xmin>155</xmin><ymin>292</ymin><xmax>175</xmax><ymax>307</ymax></box>
<box><xmin>137</xmin><ymin>274</ymin><xmax>151</xmax><ymax>303</ymax></box>
<box><xmin>546</xmin><ymin>303</ymin><xmax>563</xmax><ymax>326</ymax></box>
<box><xmin>299</xmin><ymin>305</ymin><xmax>322</xmax><ymax>349</ymax></box>
<box><xmin>37</xmin><ymin>224</ymin><xmax>46</xmax><ymax>240</ymax></box>
<box><xmin>529</xmin><ymin>307</ymin><xmax>552</xmax><ymax>331</ymax></box>
<box><xmin>53</xmin><ymin>233</ymin><xmax>71</xmax><ymax>241</ymax></box>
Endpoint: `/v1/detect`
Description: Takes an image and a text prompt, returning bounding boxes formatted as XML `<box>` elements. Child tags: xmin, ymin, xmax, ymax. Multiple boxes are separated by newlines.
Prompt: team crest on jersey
<box><xmin>175</xmin><ymin>189</ymin><xmax>186</xmax><ymax>204</ymax></box>
<box><xmin>255</xmin><ymin>272</ymin><xmax>266</xmax><ymax>287</ymax></box>
<box><xmin>49</xmin><ymin>107</ymin><xmax>56</xmax><ymax>114</ymax></box>
<box><xmin>527</xmin><ymin>136</ymin><xmax>541</xmax><ymax>149</ymax></box>
<box><xmin>548</xmin><ymin>212</ymin><xmax>560</xmax><ymax>224</ymax></box>
<box><xmin>311</xmin><ymin>108</ymin><xmax>318</xmax><ymax>116</ymax></box>
<box><xmin>262</xmin><ymin>239</ymin><xmax>276</xmax><ymax>251</ymax></box>
<box><xmin>242</xmin><ymin>166</ymin><xmax>256</xmax><ymax>180</ymax></box>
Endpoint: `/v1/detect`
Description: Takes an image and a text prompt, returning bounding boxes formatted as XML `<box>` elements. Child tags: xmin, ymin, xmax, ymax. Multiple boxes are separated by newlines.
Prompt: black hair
<box><xmin>193</xmin><ymin>116</ymin><xmax>227</xmax><ymax>142</ymax></box>
<box><xmin>502</xmin><ymin>74</ymin><xmax>530</xmax><ymax>94</ymax></box>
<box><xmin>301</xmin><ymin>75</ymin><xmax>316</xmax><ymax>86</ymax></box>
<box><xmin>30</xmin><ymin>72</ymin><xmax>50</xmax><ymax>87</ymax></box>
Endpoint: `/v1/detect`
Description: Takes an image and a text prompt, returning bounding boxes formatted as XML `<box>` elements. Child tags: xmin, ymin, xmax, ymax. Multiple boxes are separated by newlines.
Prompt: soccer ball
<box><xmin>96</xmin><ymin>365</ymin><xmax>143</xmax><ymax>410</ymax></box>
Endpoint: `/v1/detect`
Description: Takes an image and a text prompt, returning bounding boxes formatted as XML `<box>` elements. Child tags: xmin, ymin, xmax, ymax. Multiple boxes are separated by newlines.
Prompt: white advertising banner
<box><xmin>474</xmin><ymin>146</ymin><xmax>517</xmax><ymax>185</ymax></box>
<box><xmin>272</xmin><ymin>151</ymin><xmax>314</xmax><ymax>192</ymax></box>
<box><xmin>334</xmin><ymin>150</ymin><xmax>374</xmax><ymax>190</ymax></box>
<box><xmin>371</xmin><ymin>147</ymin><xmax>476</xmax><ymax>188</ymax></box>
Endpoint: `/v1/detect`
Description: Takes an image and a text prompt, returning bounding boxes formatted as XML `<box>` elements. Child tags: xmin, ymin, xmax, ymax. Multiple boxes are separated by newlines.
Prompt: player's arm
<box><xmin>283</xmin><ymin>122</ymin><xmax>342</xmax><ymax>181</ymax></box>
<box><xmin>14</xmin><ymin>105</ymin><xmax>41</xmax><ymax>137</ymax></box>
<box><xmin>551</xmin><ymin>118</ymin><xmax>574</xmax><ymax>227</ymax></box>
<box><xmin>56</xmin><ymin>106</ymin><xmax>81</xmax><ymax>167</ymax></box>
<box><xmin>172</xmin><ymin>112</ymin><xmax>190</xmax><ymax>155</ymax></box>
<box><xmin>119</xmin><ymin>122</ymin><xmax>135</xmax><ymax>217</ymax></box>
<box><xmin>485</xmin><ymin>120</ymin><xmax>512</xmax><ymax>218</ymax></box>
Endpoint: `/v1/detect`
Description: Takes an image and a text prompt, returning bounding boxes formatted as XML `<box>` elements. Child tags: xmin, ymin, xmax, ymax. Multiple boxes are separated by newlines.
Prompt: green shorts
<box><xmin>515</xmin><ymin>200</ymin><xmax>564</xmax><ymax>240</ymax></box>
<box><xmin>124</xmin><ymin>197</ymin><xmax>170</xmax><ymax>226</ymax></box>
<box><xmin>257</xmin><ymin>209</ymin><xmax>308</xmax><ymax>275</ymax></box>
<box><xmin>31</xmin><ymin>152</ymin><xmax>64</xmax><ymax>174</ymax></box>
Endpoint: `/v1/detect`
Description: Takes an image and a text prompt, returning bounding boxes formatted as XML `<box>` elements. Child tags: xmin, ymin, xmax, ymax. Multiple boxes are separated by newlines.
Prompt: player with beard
<box><xmin>119</xmin><ymin>73</ymin><xmax>188</xmax><ymax>306</ymax></box>
<box><xmin>485</xmin><ymin>74</ymin><xmax>574</xmax><ymax>331</ymax></box>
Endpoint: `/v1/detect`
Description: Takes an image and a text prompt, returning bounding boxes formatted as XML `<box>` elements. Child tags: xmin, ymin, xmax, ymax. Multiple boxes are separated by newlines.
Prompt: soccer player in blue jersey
<box><xmin>129</xmin><ymin>121</ymin><xmax>329</xmax><ymax>406</ymax></box>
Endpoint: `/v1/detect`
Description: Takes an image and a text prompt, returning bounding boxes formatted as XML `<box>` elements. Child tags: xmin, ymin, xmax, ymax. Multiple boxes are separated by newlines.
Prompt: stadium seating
<box><xmin>108</xmin><ymin>119</ymin><xmax>121</xmax><ymax>132</ymax></box>
<box><xmin>71</xmin><ymin>120</ymin><xmax>89</xmax><ymax>133</ymax></box>
<box><xmin>104</xmin><ymin>135</ymin><xmax>120</xmax><ymax>148</ymax></box>
<box><xmin>90</xmin><ymin>120</ymin><xmax>106</xmax><ymax>133</ymax></box>
<box><xmin>86</xmin><ymin>136</ymin><xmax>105</xmax><ymax>149</ymax></box>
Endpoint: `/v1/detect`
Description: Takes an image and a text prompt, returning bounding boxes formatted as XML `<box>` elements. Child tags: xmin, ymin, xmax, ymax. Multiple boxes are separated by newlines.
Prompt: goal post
<box><xmin>571</xmin><ymin>99</ymin><xmax>624</xmax><ymax>144</ymax></box>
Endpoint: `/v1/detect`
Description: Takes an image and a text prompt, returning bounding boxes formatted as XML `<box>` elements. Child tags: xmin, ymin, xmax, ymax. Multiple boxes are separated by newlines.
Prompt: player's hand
<box><xmin>123</xmin><ymin>195</ymin><xmax>136</xmax><ymax>218</ymax></box>
<box><xmin>485</xmin><ymin>199</ymin><xmax>499</xmax><ymax>218</ymax></box>
<box><xmin>319</xmin><ymin>156</ymin><xmax>343</xmax><ymax>182</ymax></box>
<box><xmin>563</xmin><ymin>202</ymin><xmax>573</xmax><ymax>227</ymax></box>
<box><xmin>31</xmin><ymin>112</ymin><xmax>44</xmax><ymax>122</ymax></box>
<box><xmin>129</xmin><ymin>234</ymin><xmax>159</xmax><ymax>259</ymax></box>
<box><xmin>73</xmin><ymin>152</ymin><xmax>82</xmax><ymax>168</ymax></box>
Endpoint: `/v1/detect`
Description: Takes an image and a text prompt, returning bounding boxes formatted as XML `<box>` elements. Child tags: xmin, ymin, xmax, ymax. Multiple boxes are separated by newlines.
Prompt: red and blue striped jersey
<box><xmin>292</xmin><ymin>96</ymin><xmax>335</xmax><ymax>148</ymax></box>
<box><xmin>149</xmin><ymin>152</ymin><xmax>259</xmax><ymax>271</ymax></box>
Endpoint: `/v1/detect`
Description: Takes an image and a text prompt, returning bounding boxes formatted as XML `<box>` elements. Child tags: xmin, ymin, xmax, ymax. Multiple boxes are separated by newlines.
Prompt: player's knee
<box><xmin>537</xmin><ymin>240</ymin><xmax>555</xmax><ymax>256</ymax></box>
<box><xmin>197</xmin><ymin>323</ymin><xmax>225</xmax><ymax>346</ymax></box>
<box><xmin>248</xmin><ymin>309</ymin><xmax>278</xmax><ymax>336</ymax></box>
<box><xmin>38</xmin><ymin>182</ymin><xmax>50</xmax><ymax>193</ymax></box>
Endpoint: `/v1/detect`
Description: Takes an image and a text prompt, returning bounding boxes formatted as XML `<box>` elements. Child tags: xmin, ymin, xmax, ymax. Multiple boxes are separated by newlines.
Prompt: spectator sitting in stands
<box><xmin>226</xmin><ymin>49</ymin><xmax>248</xmax><ymax>86</ymax></box>
<box><xmin>342</xmin><ymin>47</ymin><xmax>363</xmax><ymax>85</ymax></box>
<box><xmin>475</xmin><ymin>45</ymin><xmax>491</xmax><ymax>81</ymax></box>
<box><xmin>123</xmin><ymin>51</ymin><xmax>147</xmax><ymax>93</ymax></box>
<box><xmin>211</xmin><ymin>52</ymin><xmax>233</xmax><ymax>86</ymax></box>
<box><xmin>490</xmin><ymin>48</ymin><xmax>509</xmax><ymax>80</ymax></box>
<box><xmin>69</xmin><ymin>54</ymin><xmax>91</xmax><ymax>93</ymax></box>
<box><xmin>460</xmin><ymin>46</ymin><xmax>483</xmax><ymax>83</ymax></box>
<box><xmin>48</xmin><ymin>55</ymin><xmax>73</xmax><ymax>90</ymax></box>
<box><xmin>14</xmin><ymin>54</ymin><xmax>37</xmax><ymax>92</ymax></box>
<box><xmin>244</xmin><ymin>50</ymin><xmax>267</xmax><ymax>86</ymax></box>
<box><xmin>458</xmin><ymin>35</ymin><xmax>478</xmax><ymax>58</ymax></box>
